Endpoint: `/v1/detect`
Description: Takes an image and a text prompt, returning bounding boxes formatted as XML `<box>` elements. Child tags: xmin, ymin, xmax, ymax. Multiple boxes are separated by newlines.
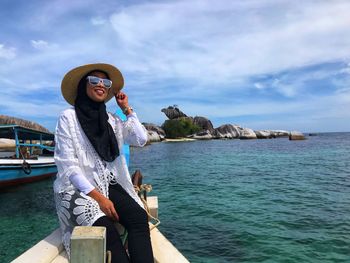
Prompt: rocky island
<box><xmin>143</xmin><ymin>106</ymin><xmax>304</xmax><ymax>143</ymax></box>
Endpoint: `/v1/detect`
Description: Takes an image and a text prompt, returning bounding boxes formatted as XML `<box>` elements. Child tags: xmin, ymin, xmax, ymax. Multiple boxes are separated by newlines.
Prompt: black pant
<box><xmin>93</xmin><ymin>184</ymin><xmax>154</xmax><ymax>263</ymax></box>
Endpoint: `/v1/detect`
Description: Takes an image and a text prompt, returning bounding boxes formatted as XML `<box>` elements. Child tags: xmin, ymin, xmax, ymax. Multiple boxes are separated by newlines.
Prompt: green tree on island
<box><xmin>162</xmin><ymin>118</ymin><xmax>201</xmax><ymax>138</ymax></box>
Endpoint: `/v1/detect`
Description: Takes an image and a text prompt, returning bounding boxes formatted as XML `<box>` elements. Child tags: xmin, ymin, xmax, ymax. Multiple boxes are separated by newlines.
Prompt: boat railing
<box><xmin>0</xmin><ymin>124</ymin><xmax>55</xmax><ymax>158</ymax></box>
<box><xmin>16</xmin><ymin>142</ymin><xmax>54</xmax><ymax>152</ymax></box>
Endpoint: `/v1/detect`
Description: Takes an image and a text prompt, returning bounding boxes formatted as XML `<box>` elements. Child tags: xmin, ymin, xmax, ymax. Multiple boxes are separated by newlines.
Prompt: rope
<box><xmin>20</xmin><ymin>147</ymin><xmax>32</xmax><ymax>175</ymax></box>
<box><xmin>134</xmin><ymin>184</ymin><xmax>160</xmax><ymax>230</ymax></box>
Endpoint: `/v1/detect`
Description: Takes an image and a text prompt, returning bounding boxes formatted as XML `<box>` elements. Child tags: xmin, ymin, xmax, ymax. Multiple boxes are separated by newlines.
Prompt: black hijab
<box><xmin>74</xmin><ymin>71</ymin><xmax>119</xmax><ymax>162</ymax></box>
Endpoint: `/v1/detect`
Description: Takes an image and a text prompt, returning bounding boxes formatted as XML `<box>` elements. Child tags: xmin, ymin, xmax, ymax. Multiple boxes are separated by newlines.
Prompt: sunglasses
<box><xmin>86</xmin><ymin>76</ymin><xmax>113</xmax><ymax>89</ymax></box>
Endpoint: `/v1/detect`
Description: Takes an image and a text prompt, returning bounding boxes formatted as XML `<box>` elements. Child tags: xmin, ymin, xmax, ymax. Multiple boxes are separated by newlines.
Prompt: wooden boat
<box><xmin>12</xmin><ymin>196</ymin><xmax>190</xmax><ymax>263</ymax></box>
<box><xmin>0</xmin><ymin>124</ymin><xmax>57</xmax><ymax>187</ymax></box>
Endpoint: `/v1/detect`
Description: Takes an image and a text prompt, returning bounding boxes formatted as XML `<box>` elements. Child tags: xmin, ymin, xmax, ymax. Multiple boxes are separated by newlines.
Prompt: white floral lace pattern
<box><xmin>54</xmin><ymin>190</ymin><xmax>104</xmax><ymax>257</ymax></box>
<box><xmin>73</xmin><ymin>195</ymin><xmax>101</xmax><ymax>225</ymax></box>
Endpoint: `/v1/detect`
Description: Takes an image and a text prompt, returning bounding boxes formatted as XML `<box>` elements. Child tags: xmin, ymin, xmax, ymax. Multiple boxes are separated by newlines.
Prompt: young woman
<box><xmin>53</xmin><ymin>63</ymin><xmax>153</xmax><ymax>263</ymax></box>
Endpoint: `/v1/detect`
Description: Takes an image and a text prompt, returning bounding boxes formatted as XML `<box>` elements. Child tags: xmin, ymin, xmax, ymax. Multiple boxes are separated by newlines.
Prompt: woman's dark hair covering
<box><xmin>74</xmin><ymin>71</ymin><xmax>119</xmax><ymax>162</ymax></box>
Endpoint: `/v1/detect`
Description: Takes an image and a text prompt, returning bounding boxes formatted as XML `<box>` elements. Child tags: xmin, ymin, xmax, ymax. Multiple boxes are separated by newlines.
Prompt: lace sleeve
<box><xmin>121</xmin><ymin>112</ymin><xmax>148</xmax><ymax>147</ymax></box>
<box><xmin>54</xmin><ymin>112</ymin><xmax>87</xmax><ymax>193</ymax></box>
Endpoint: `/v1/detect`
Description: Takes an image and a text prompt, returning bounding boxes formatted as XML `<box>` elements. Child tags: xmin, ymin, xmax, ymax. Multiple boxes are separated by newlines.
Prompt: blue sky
<box><xmin>0</xmin><ymin>0</ymin><xmax>350</xmax><ymax>132</ymax></box>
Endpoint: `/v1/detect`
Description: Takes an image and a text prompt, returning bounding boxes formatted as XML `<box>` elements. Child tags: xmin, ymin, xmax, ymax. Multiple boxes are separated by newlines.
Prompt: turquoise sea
<box><xmin>1</xmin><ymin>133</ymin><xmax>349</xmax><ymax>262</ymax></box>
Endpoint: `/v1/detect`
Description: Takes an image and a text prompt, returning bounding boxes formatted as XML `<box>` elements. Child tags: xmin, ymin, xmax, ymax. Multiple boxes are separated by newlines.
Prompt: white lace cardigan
<box><xmin>53</xmin><ymin>107</ymin><xmax>147</xmax><ymax>255</ymax></box>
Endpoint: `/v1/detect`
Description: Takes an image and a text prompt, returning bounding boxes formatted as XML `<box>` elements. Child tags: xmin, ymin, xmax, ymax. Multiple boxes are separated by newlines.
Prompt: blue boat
<box><xmin>0</xmin><ymin>124</ymin><xmax>57</xmax><ymax>187</ymax></box>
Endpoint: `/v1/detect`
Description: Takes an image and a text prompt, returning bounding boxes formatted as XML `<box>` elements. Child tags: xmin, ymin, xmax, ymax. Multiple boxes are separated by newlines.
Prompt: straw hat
<box><xmin>61</xmin><ymin>63</ymin><xmax>124</xmax><ymax>105</ymax></box>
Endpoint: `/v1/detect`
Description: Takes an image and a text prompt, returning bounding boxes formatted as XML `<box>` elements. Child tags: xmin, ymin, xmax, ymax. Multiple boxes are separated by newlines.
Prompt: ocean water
<box><xmin>1</xmin><ymin>133</ymin><xmax>349</xmax><ymax>262</ymax></box>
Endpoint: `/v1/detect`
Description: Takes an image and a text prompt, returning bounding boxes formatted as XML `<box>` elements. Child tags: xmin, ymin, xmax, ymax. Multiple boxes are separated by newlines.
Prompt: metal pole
<box><xmin>14</xmin><ymin>127</ymin><xmax>19</xmax><ymax>158</ymax></box>
<box><xmin>30</xmin><ymin>139</ymin><xmax>33</xmax><ymax>155</ymax></box>
<box><xmin>40</xmin><ymin>134</ymin><xmax>43</xmax><ymax>155</ymax></box>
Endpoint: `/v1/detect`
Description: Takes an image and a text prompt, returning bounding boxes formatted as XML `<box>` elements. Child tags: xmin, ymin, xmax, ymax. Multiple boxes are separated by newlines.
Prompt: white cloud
<box><xmin>181</xmin><ymin>90</ymin><xmax>350</xmax><ymax>130</ymax></box>
<box><xmin>109</xmin><ymin>0</ymin><xmax>350</xmax><ymax>85</ymax></box>
<box><xmin>0</xmin><ymin>94</ymin><xmax>65</xmax><ymax>119</ymax></box>
<box><xmin>339</xmin><ymin>63</ymin><xmax>350</xmax><ymax>75</ymax></box>
<box><xmin>254</xmin><ymin>83</ymin><xmax>265</xmax><ymax>90</ymax></box>
<box><xmin>30</xmin><ymin>40</ymin><xmax>59</xmax><ymax>50</ymax></box>
<box><xmin>91</xmin><ymin>17</ymin><xmax>107</xmax><ymax>25</ymax></box>
<box><xmin>23</xmin><ymin>0</ymin><xmax>97</xmax><ymax>30</ymax></box>
<box><xmin>0</xmin><ymin>44</ymin><xmax>16</xmax><ymax>59</ymax></box>
<box><xmin>269</xmin><ymin>78</ymin><xmax>298</xmax><ymax>98</ymax></box>
<box><xmin>31</xmin><ymin>40</ymin><xmax>49</xmax><ymax>50</ymax></box>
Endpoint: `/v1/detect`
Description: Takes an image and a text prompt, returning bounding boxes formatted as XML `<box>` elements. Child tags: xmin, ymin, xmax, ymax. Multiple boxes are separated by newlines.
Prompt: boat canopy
<box><xmin>0</xmin><ymin>124</ymin><xmax>54</xmax><ymax>141</ymax></box>
<box><xmin>0</xmin><ymin>125</ymin><xmax>54</xmax><ymax>158</ymax></box>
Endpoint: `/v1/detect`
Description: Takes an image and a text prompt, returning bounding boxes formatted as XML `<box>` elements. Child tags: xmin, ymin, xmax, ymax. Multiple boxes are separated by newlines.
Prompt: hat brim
<box><xmin>61</xmin><ymin>63</ymin><xmax>124</xmax><ymax>105</ymax></box>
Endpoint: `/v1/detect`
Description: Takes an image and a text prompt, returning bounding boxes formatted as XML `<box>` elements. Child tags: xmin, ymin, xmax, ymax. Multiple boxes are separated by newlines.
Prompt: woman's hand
<box><xmin>98</xmin><ymin>196</ymin><xmax>119</xmax><ymax>221</ymax></box>
<box><xmin>115</xmin><ymin>91</ymin><xmax>129</xmax><ymax>109</ymax></box>
<box><xmin>115</xmin><ymin>92</ymin><xmax>133</xmax><ymax>115</ymax></box>
<box><xmin>88</xmin><ymin>189</ymin><xmax>119</xmax><ymax>221</ymax></box>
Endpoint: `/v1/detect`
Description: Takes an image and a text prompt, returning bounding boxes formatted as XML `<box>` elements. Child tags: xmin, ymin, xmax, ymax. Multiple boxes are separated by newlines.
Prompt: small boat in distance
<box><xmin>0</xmin><ymin>124</ymin><xmax>57</xmax><ymax>188</ymax></box>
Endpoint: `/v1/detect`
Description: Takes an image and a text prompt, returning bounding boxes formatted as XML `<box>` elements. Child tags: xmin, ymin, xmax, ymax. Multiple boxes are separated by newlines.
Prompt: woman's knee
<box><xmin>123</xmin><ymin>207</ymin><xmax>148</xmax><ymax>228</ymax></box>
